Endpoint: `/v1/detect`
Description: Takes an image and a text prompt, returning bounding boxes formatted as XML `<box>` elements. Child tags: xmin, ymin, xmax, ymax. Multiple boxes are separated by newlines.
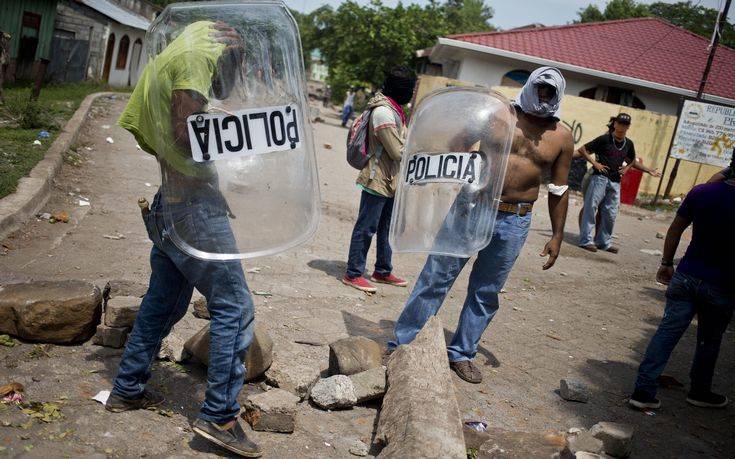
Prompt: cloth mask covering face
<box><xmin>382</xmin><ymin>74</ymin><xmax>416</xmax><ymax>106</ymax></box>
<box><xmin>516</xmin><ymin>66</ymin><xmax>566</xmax><ymax>119</ymax></box>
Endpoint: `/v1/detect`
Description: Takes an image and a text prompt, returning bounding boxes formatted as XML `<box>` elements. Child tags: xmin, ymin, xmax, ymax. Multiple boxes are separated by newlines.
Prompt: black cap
<box><xmin>614</xmin><ymin>113</ymin><xmax>632</xmax><ymax>124</ymax></box>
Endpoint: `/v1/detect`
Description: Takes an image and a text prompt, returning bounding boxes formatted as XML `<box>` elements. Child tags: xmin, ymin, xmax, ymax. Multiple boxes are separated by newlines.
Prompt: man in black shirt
<box><xmin>578</xmin><ymin>113</ymin><xmax>636</xmax><ymax>253</ymax></box>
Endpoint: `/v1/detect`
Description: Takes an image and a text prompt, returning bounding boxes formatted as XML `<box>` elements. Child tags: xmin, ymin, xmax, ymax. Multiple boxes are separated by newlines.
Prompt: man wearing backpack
<box><xmin>342</xmin><ymin>66</ymin><xmax>417</xmax><ymax>293</ymax></box>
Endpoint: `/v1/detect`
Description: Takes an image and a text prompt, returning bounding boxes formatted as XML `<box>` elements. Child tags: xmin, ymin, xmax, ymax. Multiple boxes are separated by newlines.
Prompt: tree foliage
<box><xmin>576</xmin><ymin>0</ymin><xmax>734</xmax><ymax>48</ymax></box>
<box><xmin>293</xmin><ymin>0</ymin><xmax>495</xmax><ymax>100</ymax></box>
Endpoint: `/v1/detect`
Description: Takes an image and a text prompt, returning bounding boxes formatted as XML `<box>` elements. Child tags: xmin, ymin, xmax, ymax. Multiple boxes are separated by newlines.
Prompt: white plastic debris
<box><xmin>145</xmin><ymin>182</ymin><xmax>152</xmax><ymax>187</ymax></box>
<box><xmin>136</xmin><ymin>144</ymin><xmax>142</xmax><ymax>150</ymax></box>
<box><xmin>102</xmin><ymin>125</ymin><xmax>111</xmax><ymax>129</ymax></box>
<box><xmin>106</xmin><ymin>137</ymin><xmax>114</xmax><ymax>144</ymax></box>
<box><xmin>33</xmin><ymin>140</ymin><xmax>42</xmax><ymax>146</ymax></box>
<box><xmin>640</xmin><ymin>249</ymin><xmax>663</xmax><ymax>256</ymax></box>
<box><xmin>92</xmin><ymin>390</ymin><xmax>110</xmax><ymax>404</ymax></box>
<box><xmin>79</xmin><ymin>199</ymin><xmax>91</xmax><ymax>207</ymax></box>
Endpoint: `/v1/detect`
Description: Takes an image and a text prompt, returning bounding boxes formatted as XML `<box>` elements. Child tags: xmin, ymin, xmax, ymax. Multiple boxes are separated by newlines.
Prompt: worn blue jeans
<box><xmin>111</xmin><ymin>191</ymin><xmax>254</xmax><ymax>424</ymax></box>
<box><xmin>579</xmin><ymin>174</ymin><xmax>620</xmax><ymax>249</ymax></box>
<box><xmin>341</xmin><ymin>104</ymin><xmax>354</xmax><ymax>126</ymax></box>
<box><xmin>634</xmin><ymin>271</ymin><xmax>735</xmax><ymax>398</ymax></box>
<box><xmin>346</xmin><ymin>190</ymin><xmax>393</xmax><ymax>278</ymax></box>
<box><xmin>389</xmin><ymin>211</ymin><xmax>531</xmax><ymax>361</ymax></box>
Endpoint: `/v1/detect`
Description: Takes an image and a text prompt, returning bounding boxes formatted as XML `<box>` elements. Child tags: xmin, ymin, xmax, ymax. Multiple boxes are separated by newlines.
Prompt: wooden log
<box><xmin>375</xmin><ymin>316</ymin><xmax>466</xmax><ymax>458</ymax></box>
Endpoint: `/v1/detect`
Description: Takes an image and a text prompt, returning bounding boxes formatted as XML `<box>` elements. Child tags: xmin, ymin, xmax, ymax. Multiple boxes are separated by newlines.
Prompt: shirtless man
<box><xmin>388</xmin><ymin>67</ymin><xmax>573</xmax><ymax>383</ymax></box>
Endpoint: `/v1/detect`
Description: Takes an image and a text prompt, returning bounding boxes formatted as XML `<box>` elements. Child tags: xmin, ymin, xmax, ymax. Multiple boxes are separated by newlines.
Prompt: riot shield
<box><xmin>140</xmin><ymin>1</ymin><xmax>319</xmax><ymax>260</ymax></box>
<box><xmin>389</xmin><ymin>87</ymin><xmax>515</xmax><ymax>257</ymax></box>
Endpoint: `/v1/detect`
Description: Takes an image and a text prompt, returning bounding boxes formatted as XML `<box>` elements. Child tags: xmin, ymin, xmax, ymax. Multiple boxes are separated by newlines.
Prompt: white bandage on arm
<box><xmin>548</xmin><ymin>184</ymin><xmax>569</xmax><ymax>196</ymax></box>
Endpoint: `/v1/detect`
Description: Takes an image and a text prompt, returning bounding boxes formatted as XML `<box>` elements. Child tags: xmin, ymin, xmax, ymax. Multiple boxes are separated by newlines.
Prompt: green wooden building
<box><xmin>0</xmin><ymin>0</ymin><xmax>58</xmax><ymax>81</ymax></box>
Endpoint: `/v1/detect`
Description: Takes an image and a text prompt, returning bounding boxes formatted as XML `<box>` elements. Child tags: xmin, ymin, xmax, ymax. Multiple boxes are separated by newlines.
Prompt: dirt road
<box><xmin>1</xmin><ymin>97</ymin><xmax>732</xmax><ymax>457</ymax></box>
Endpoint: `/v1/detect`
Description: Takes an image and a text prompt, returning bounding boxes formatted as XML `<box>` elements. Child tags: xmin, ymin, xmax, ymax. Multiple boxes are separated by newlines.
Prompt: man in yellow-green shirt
<box><xmin>106</xmin><ymin>21</ymin><xmax>262</xmax><ymax>458</ymax></box>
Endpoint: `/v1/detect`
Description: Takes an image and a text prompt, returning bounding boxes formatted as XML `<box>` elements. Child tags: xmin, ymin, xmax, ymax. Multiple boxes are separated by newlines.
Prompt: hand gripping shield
<box><xmin>143</xmin><ymin>1</ymin><xmax>319</xmax><ymax>260</ymax></box>
<box><xmin>389</xmin><ymin>87</ymin><xmax>515</xmax><ymax>257</ymax></box>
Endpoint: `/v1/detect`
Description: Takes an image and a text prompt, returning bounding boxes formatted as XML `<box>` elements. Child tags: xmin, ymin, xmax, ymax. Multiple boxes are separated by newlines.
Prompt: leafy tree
<box><xmin>577</xmin><ymin>5</ymin><xmax>606</xmax><ymax>23</ymax></box>
<box><xmin>442</xmin><ymin>0</ymin><xmax>496</xmax><ymax>33</ymax></box>
<box><xmin>649</xmin><ymin>1</ymin><xmax>735</xmax><ymax>48</ymax></box>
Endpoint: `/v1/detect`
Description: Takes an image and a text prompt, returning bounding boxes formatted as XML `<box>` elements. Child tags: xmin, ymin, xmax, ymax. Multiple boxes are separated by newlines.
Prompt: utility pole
<box><xmin>658</xmin><ymin>0</ymin><xmax>732</xmax><ymax>200</ymax></box>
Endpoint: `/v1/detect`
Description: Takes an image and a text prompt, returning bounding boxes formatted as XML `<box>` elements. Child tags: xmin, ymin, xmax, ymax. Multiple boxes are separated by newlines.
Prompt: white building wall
<box><xmin>107</xmin><ymin>24</ymin><xmax>147</xmax><ymax>87</ymax></box>
<box><xmin>451</xmin><ymin>51</ymin><xmax>680</xmax><ymax>116</ymax></box>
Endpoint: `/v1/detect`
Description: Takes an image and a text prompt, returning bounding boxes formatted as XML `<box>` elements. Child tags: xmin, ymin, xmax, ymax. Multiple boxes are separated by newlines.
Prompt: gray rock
<box><xmin>590</xmin><ymin>422</ymin><xmax>634</xmax><ymax>458</ymax></box>
<box><xmin>265</xmin><ymin>358</ymin><xmax>321</xmax><ymax>400</ymax></box>
<box><xmin>560</xmin><ymin>378</ymin><xmax>590</xmax><ymax>403</ymax></box>
<box><xmin>242</xmin><ymin>388</ymin><xmax>300</xmax><ymax>433</ymax></box>
<box><xmin>184</xmin><ymin>323</ymin><xmax>273</xmax><ymax>381</ymax></box>
<box><xmin>563</xmin><ymin>431</ymin><xmax>604</xmax><ymax>457</ymax></box>
<box><xmin>102</xmin><ymin>279</ymin><xmax>147</xmax><ymax>306</ymax></box>
<box><xmin>158</xmin><ymin>307</ymin><xmax>209</xmax><ymax>362</ymax></box>
<box><xmin>92</xmin><ymin>324</ymin><xmax>129</xmax><ymax>348</ymax></box>
<box><xmin>104</xmin><ymin>296</ymin><xmax>140</xmax><ymax>328</ymax></box>
<box><xmin>0</xmin><ymin>280</ymin><xmax>102</xmax><ymax>343</ymax></box>
<box><xmin>349</xmin><ymin>366</ymin><xmax>386</xmax><ymax>403</ymax></box>
<box><xmin>328</xmin><ymin>336</ymin><xmax>382</xmax><ymax>376</ymax></box>
<box><xmin>310</xmin><ymin>375</ymin><xmax>357</xmax><ymax>409</ymax></box>
<box><xmin>349</xmin><ymin>439</ymin><xmax>369</xmax><ymax>456</ymax></box>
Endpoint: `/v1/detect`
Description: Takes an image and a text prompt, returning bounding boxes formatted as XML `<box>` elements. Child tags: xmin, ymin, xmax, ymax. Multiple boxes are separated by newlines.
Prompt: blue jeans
<box><xmin>579</xmin><ymin>174</ymin><xmax>620</xmax><ymax>249</ymax></box>
<box><xmin>111</xmin><ymin>191</ymin><xmax>254</xmax><ymax>424</ymax></box>
<box><xmin>346</xmin><ymin>190</ymin><xmax>393</xmax><ymax>278</ymax></box>
<box><xmin>389</xmin><ymin>211</ymin><xmax>531</xmax><ymax>361</ymax></box>
<box><xmin>634</xmin><ymin>271</ymin><xmax>735</xmax><ymax>398</ymax></box>
<box><xmin>341</xmin><ymin>104</ymin><xmax>354</xmax><ymax>126</ymax></box>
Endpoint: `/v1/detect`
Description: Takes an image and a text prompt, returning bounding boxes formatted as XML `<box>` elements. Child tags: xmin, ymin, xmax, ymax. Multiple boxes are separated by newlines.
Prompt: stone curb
<box><xmin>0</xmin><ymin>92</ymin><xmax>122</xmax><ymax>241</ymax></box>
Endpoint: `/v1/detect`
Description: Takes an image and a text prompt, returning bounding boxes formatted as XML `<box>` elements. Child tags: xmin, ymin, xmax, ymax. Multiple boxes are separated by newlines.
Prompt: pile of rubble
<box><xmin>0</xmin><ymin>280</ymin><xmax>636</xmax><ymax>457</ymax></box>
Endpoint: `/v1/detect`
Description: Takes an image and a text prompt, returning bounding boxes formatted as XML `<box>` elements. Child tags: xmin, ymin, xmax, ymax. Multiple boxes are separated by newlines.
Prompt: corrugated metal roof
<box><xmin>79</xmin><ymin>0</ymin><xmax>150</xmax><ymax>30</ymax></box>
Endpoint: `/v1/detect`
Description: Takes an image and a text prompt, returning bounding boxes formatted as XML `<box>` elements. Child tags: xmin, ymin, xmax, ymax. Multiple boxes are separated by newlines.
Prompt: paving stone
<box><xmin>102</xmin><ymin>279</ymin><xmax>147</xmax><ymax>307</ymax></box>
<box><xmin>562</xmin><ymin>431</ymin><xmax>605</xmax><ymax>458</ymax></box>
<box><xmin>242</xmin><ymin>388</ymin><xmax>300</xmax><ymax>433</ymax></box>
<box><xmin>265</xmin><ymin>357</ymin><xmax>321</xmax><ymax>400</ymax></box>
<box><xmin>92</xmin><ymin>324</ymin><xmax>129</xmax><ymax>348</ymax></box>
<box><xmin>560</xmin><ymin>378</ymin><xmax>590</xmax><ymax>403</ymax></box>
<box><xmin>590</xmin><ymin>422</ymin><xmax>634</xmax><ymax>458</ymax></box>
<box><xmin>0</xmin><ymin>280</ymin><xmax>102</xmax><ymax>343</ymax></box>
<box><xmin>104</xmin><ymin>296</ymin><xmax>140</xmax><ymax>328</ymax></box>
<box><xmin>310</xmin><ymin>375</ymin><xmax>357</xmax><ymax>409</ymax></box>
<box><xmin>349</xmin><ymin>366</ymin><xmax>386</xmax><ymax>403</ymax></box>
<box><xmin>328</xmin><ymin>336</ymin><xmax>382</xmax><ymax>376</ymax></box>
<box><xmin>184</xmin><ymin>323</ymin><xmax>273</xmax><ymax>381</ymax></box>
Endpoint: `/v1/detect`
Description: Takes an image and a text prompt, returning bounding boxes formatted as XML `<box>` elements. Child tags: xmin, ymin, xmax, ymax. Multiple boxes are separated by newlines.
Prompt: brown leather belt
<box><xmin>498</xmin><ymin>201</ymin><xmax>533</xmax><ymax>216</ymax></box>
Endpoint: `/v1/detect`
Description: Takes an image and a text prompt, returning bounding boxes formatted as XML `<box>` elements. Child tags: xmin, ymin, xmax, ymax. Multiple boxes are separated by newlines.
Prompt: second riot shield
<box><xmin>389</xmin><ymin>87</ymin><xmax>515</xmax><ymax>258</ymax></box>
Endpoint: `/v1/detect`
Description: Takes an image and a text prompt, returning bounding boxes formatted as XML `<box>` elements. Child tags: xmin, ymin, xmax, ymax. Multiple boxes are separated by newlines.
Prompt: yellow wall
<box><xmin>412</xmin><ymin>75</ymin><xmax>721</xmax><ymax>196</ymax></box>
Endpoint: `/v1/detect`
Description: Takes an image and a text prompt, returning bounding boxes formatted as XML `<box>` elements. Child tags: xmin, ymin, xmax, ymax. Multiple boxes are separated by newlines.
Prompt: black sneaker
<box><xmin>628</xmin><ymin>390</ymin><xmax>661</xmax><ymax>409</ymax></box>
<box><xmin>686</xmin><ymin>391</ymin><xmax>729</xmax><ymax>408</ymax></box>
<box><xmin>105</xmin><ymin>388</ymin><xmax>165</xmax><ymax>413</ymax></box>
<box><xmin>192</xmin><ymin>418</ymin><xmax>262</xmax><ymax>458</ymax></box>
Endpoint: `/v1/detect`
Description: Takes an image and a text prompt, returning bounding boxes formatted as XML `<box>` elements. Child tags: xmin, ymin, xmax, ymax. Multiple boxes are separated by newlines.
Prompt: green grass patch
<box><xmin>0</xmin><ymin>82</ymin><xmax>128</xmax><ymax>199</ymax></box>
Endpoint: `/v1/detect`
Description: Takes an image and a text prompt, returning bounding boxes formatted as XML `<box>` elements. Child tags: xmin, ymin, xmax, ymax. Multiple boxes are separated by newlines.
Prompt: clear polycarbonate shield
<box><xmin>389</xmin><ymin>87</ymin><xmax>515</xmax><ymax>257</ymax></box>
<box><xmin>144</xmin><ymin>1</ymin><xmax>319</xmax><ymax>260</ymax></box>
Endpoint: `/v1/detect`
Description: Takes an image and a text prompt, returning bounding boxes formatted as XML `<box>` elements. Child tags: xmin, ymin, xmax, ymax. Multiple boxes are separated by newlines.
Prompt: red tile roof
<box><xmin>446</xmin><ymin>18</ymin><xmax>735</xmax><ymax>101</ymax></box>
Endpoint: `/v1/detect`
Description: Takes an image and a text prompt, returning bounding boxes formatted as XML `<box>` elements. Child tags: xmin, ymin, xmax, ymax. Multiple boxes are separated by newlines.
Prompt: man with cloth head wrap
<box><xmin>389</xmin><ymin>67</ymin><xmax>574</xmax><ymax>384</ymax></box>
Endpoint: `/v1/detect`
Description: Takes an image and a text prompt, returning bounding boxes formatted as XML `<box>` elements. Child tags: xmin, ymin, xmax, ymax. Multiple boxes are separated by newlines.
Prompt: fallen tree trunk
<box><xmin>375</xmin><ymin>316</ymin><xmax>466</xmax><ymax>458</ymax></box>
